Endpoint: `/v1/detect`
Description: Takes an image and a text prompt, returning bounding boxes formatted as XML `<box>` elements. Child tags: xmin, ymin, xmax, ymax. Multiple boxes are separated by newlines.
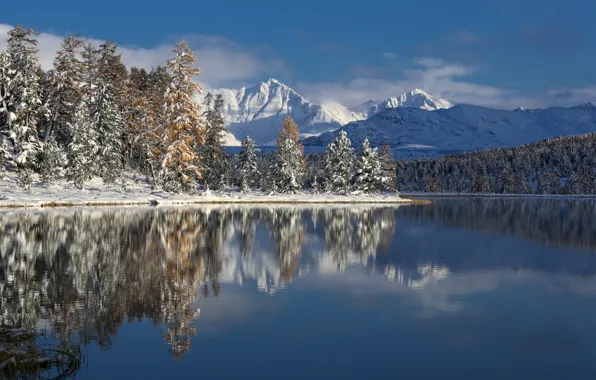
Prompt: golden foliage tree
<box><xmin>154</xmin><ymin>41</ymin><xmax>205</xmax><ymax>193</ymax></box>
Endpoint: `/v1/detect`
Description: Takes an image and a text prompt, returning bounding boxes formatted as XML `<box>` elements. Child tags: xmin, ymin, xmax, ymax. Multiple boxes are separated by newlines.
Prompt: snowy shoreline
<box><xmin>0</xmin><ymin>193</ymin><xmax>419</xmax><ymax>209</ymax></box>
<box><xmin>0</xmin><ymin>173</ymin><xmax>422</xmax><ymax>209</ymax></box>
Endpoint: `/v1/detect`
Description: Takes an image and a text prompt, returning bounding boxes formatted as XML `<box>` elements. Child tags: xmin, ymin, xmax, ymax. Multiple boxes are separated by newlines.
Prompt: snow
<box><xmin>303</xmin><ymin>103</ymin><xmax>596</xmax><ymax>153</ymax></box>
<box><xmin>0</xmin><ymin>172</ymin><xmax>412</xmax><ymax>208</ymax></box>
<box><xmin>350</xmin><ymin>89</ymin><xmax>453</xmax><ymax>118</ymax></box>
<box><xmin>202</xmin><ymin>78</ymin><xmax>362</xmax><ymax>145</ymax></box>
<box><xmin>201</xmin><ymin>80</ymin><xmax>458</xmax><ymax>147</ymax></box>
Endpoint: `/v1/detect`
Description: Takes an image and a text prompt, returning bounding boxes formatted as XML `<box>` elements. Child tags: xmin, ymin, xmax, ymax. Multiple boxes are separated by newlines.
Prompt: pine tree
<box><xmin>154</xmin><ymin>41</ymin><xmax>205</xmax><ymax>193</ymax></box>
<box><xmin>0</xmin><ymin>50</ymin><xmax>16</xmax><ymax>138</ymax></box>
<box><xmin>324</xmin><ymin>131</ymin><xmax>353</xmax><ymax>194</ymax></box>
<box><xmin>39</xmin><ymin>136</ymin><xmax>64</xmax><ymax>185</ymax></box>
<box><xmin>202</xmin><ymin>93</ymin><xmax>230</xmax><ymax>190</ymax></box>
<box><xmin>0</xmin><ymin>136</ymin><xmax>10</xmax><ymax>180</ymax></box>
<box><xmin>536</xmin><ymin>170</ymin><xmax>550</xmax><ymax>194</ymax></box>
<box><xmin>6</xmin><ymin>25</ymin><xmax>47</xmax><ymax>189</ymax></box>
<box><xmin>90</xmin><ymin>81</ymin><xmax>124</xmax><ymax>185</ymax></box>
<box><xmin>273</xmin><ymin>116</ymin><xmax>306</xmax><ymax>193</ymax></box>
<box><xmin>238</xmin><ymin>135</ymin><xmax>258</xmax><ymax>192</ymax></box>
<box><xmin>496</xmin><ymin>166</ymin><xmax>514</xmax><ymax>193</ymax></box>
<box><xmin>354</xmin><ymin>139</ymin><xmax>383</xmax><ymax>193</ymax></box>
<box><xmin>42</xmin><ymin>35</ymin><xmax>84</xmax><ymax>148</ymax></box>
<box><xmin>68</xmin><ymin>102</ymin><xmax>97</xmax><ymax>189</ymax></box>
<box><xmin>379</xmin><ymin>143</ymin><xmax>397</xmax><ymax>192</ymax></box>
<box><xmin>471</xmin><ymin>166</ymin><xmax>491</xmax><ymax>193</ymax></box>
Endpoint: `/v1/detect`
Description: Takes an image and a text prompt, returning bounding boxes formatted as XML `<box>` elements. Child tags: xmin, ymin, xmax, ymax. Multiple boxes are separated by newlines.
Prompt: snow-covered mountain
<box><xmin>210</xmin><ymin>78</ymin><xmax>362</xmax><ymax>145</ymax></box>
<box><xmin>350</xmin><ymin>89</ymin><xmax>453</xmax><ymax>118</ymax></box>
<box><xmin>302</xmin><ymin>102</ymin><xmax>596</xmax><ymax>152</ymax></box>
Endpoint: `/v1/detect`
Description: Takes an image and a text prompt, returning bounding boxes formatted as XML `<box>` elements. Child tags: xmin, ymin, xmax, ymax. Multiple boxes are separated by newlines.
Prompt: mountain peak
<box><xmin>351</xmin><ymin>89</ymin><xmax>452</xmax><ymax>118</ymax></box>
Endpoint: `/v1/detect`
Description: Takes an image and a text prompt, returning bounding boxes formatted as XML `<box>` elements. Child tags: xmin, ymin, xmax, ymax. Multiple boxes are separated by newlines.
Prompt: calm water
<box><xmin>2</xmin><ymin>199</ymin><xmax>596</xmax><ymax>379</ymax></box>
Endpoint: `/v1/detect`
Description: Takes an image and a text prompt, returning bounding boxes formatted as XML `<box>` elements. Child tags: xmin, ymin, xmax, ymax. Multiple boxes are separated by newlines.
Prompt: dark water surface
<box><xmin>2</xmin><ymin>199</ymin><xmax>596</xmax><ymax>379</ymax></box>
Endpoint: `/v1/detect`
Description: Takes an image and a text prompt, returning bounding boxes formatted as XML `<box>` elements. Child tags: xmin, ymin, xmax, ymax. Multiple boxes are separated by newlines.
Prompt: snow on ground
<box><xmin>0</xmin><ymin>172</ymin><xmax>412</xmax><ymax>208</ymax></box>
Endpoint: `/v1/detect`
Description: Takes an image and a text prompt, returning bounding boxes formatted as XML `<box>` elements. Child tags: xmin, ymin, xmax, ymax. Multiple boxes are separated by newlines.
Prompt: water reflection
<box><xmin>0</xmin><ymin>206</ymin><xmax>397</xmax><ymax>360</ymax></box>
<box><xmin>398</xmin><ymin>198</ymin><xmax>596</xmax><ymax>251</ymax></box>
<box><xmin>1</xmin><ymin>200</ymin><xmax>596</xmax><ymax>370</ymax></box>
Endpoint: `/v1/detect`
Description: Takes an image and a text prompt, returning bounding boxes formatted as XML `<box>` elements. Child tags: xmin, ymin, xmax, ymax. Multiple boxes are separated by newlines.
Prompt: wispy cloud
<box><xmin>296</xmin><ymin>57</ymin><xmax>534</xmax><ymax>109</ymax></box>
<box><xmin>0</xmin><ymin>24</ymin><xmax>289</xmax><ymax>90</ymax></box>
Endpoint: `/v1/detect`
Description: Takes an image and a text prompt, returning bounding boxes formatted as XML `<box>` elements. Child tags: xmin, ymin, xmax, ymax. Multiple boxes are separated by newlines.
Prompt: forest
<box><xmin>0</xmin><ymin>25</ymin><xmax>396</xmax><ymax>196</ymax></box>
<box><xmin>395</xmin><ymin>133</ymin><xmax>596</xmax><ymax>194</ymax></box>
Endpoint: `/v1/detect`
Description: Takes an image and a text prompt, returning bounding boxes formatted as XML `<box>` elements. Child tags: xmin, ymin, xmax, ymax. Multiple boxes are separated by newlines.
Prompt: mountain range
<box><xmin>208</xmin><ymin>78</ymin><xmax>596</xmax><ymax>155</ymax></box>
<box><xmin>208</xmin><ymin>78</ymin><xmax>451</xmax><ymax>146</ymax></box>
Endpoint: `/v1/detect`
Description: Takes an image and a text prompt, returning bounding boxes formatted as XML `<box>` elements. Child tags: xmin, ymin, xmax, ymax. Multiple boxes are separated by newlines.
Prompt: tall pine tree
<box><xmin>42</xmin><ymin>34</ymin><xmax>85</xmax><ymax>148</ymax></box>
<box><xmin>155</xmin><ymin>41</ymin><xmax>205</xmax><ymax>193</ymax></box>
<box><xmin>379</xmin><ymin>143</ymin><xmax>397</xmax><ymax>192</ymax></box>
<box><xmin>6</xmin><ymin>25</ymin><xmax>47</xmax><ymax>190</ymax></box>
<box><xmin>324</xmin><ymin>131</ymin><xmax>353</xmax><ymax>194</ymax></box>
<box><xmin>354</xmin><ymin>139</ymin><xmax>383</xmax><ymax>193</ymax></box>
<box><xmin>202</xmin><ymin>92</ymin><xmax>230</xmax><ymax>190</ymax></box>
<box><xmin>238</xmin><ymin>135</ymin><xmax>258</xmax><ymax>192</ymax></box>
<box><xmin>274</xmin><ymin>116</ymin><xmax>306</xmax><ymax>193</ymax></box>
<box><xmin>68</xmin><ymin>102</ymin><xmax>97</xmax><ymax>189</ymax></box>
<box><xmin>89</xmin><ymin>81</ymin><xmax>124</xmax><ymax>185</ymax></box>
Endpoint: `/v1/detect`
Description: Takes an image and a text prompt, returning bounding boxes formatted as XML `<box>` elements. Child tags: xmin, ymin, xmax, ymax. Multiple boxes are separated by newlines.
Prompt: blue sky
<box><xmin>1</xmin><ymin>0</ymin><xmax>596</xmax><ymax>108</ymax></box>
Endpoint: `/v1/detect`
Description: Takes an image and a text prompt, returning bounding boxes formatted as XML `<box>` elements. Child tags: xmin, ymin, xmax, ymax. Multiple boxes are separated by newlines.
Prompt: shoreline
<box><xmin>0</xmin><ymin>195</ymin><xmax>429</xmax><ymax>209</ymax></box>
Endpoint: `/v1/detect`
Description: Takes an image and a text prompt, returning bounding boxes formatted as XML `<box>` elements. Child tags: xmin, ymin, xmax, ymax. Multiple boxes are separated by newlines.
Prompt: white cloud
<box><xmin>296</xmin><ymin>57</ymin><xmax>538</xmax><ymax>109</ymax></box>
<box><xmin>0</xmin><ymin>24</ymin><xmax>289</xmax><ymax>90</ymax></box>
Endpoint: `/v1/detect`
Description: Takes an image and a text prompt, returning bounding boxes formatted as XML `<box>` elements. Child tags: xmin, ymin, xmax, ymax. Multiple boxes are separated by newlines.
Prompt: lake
<box><xmin>2</xmin><ymin>198</ymin><xmax>596</xmax><ymax>379</ymax></box>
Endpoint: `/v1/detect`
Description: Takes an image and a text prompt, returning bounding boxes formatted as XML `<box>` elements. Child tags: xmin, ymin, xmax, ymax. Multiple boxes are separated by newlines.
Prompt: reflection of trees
<box><xmin>0</xmin><ymin>206</ymin><xmax>398</xmax><ymax>358</ymax></box>
<box><xmin>0</xmin><ymin>208</ymin><xmax>219</xmax><ymax>359</ymax></box>
<box><xmin>320</xmin><ymin>208</ymin><xmax>397</xmax><ymax>272</ymax></box>
<box><xmin>398</xmin><ymin>199</ymin><xmax>596</xmax><ymax>252</ymax></box>
<box><xmin>271</xmin><ymin>209</ymin><xmax>305</xmax><ymax>282</ymax></box>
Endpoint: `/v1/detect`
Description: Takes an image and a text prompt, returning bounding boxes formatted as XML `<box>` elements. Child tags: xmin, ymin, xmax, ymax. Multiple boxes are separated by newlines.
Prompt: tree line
<box><xmin>0</xmin><ymin>25</ymin><xmax>398</xmax><ymax>195</ymax></box>
<box><xmin>396</xmin><ymin>132</ymin><xmax>596</xmax><ymax>194</ymax></box>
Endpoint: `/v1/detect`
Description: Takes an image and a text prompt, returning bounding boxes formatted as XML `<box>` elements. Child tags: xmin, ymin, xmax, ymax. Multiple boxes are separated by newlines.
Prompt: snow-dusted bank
<box><xmin>0</xmin><ymin>174</ymin><xmax>422</xmax><ymax>209</ymax></box>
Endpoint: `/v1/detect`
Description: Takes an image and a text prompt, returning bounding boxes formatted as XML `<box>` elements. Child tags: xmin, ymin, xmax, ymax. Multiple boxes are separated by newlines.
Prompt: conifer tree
<box><xmin>42</xmin><ymin>35</ymin><xmax>85</xmax><ymax>148</ymax></box>
<box><xmin>471</xmin><ymin>166</ymin><xmax>491</xmax><ymax>193</ymax></box>
<box><xmin>89</xmin><ymin>81</ymin><xmax>124</xmax><ymax>184</ymax></box>
<box><xmin>0</xmin><ymin>137</ymin><xmax>10</xmax><ymax>180</ymax></box>
<box><xmin>238</xmin><ymin>135</ymin><xmax>258</xmax><ymax>192</ymax></box>
<box><xmin>154</xmin><ymin>41</ymin><xmax>205</xmax><ymax>193</ymax></box>
<box><xmin>274</xmin><ymin>116</ymin><xmax>306</xmax><ymax>193</ymax></box>
<box><xmin>379</xmin><ymin>143</ymin><xmax>397</xmax><ymax>192</ymax></box>
<box><xmin>202</xmin><ymin>93</ymin><xmax>230</xmax><ymax>190</ymax></box>
<box><xmin>68</xmin><ymin>102</ymin><xmax>97</xmax><ymax>189</ymax></box>
<box><xmin>6</xmin><ymin>25</ymin><xmax>47</xmax><ymax>189</ymax></box>
<box><xmin>354</xmin><ymin>139</ymin><xmax>383</xmax><ymax>193</ymax></box>
<box><xmin>39</xmin><ymin>135</ymin><xmax>64</xmax><ymax>185</ymax></box>
<box><xmin>324</xmin><ymin>131</ymin><xmax>354</xmax><ymax>194</ymax></box>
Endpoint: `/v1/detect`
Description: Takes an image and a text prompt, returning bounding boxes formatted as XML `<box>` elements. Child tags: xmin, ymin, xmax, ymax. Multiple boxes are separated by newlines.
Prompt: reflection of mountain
<box><xmin>397</xmin><ymin>198</ymin><xmax>596</xmax><ymax>252</ymax></box>
<box><xmin>0</xmin><ymin>206</ymin><xmax>397</xmax><ymax>358</ymax></box>
<box><xmin>2</xmin><ymin>201</ymin><xmax>596</xmax><ymax>359</ymax></box>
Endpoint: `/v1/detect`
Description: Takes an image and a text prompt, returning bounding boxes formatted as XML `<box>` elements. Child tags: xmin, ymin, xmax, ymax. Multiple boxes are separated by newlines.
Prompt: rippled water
<box><xmin>2</xmin><ymin>199</ymin><xmax>596</xmax><ymax>379</ymax></box>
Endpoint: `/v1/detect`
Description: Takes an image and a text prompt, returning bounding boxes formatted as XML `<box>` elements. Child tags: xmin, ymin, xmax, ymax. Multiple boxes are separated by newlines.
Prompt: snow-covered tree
<box><xmin>274</xmin><ymin>116</ymin><xmax>306</xmax><ymax>193</ymax></box>
<box><xmin>39</xmin><ymin>135</ymin><xmax>64</xmax><ymax>185</ymax></box>
<box><xmin>238</xmin><ymin>135</ymin><xmax>258</xmax><ymax>192</ymax></box>
<box><xmin>6</xmin><ymin>25</ymin><xmax>47</xmax><ymax>189</ymax></box>
<box><xmin>42</xmin><ymin>35</ymin><xmax>85</xmax><ymax>148</ymax></box>
<box><xmin>154</xmin><ymin>41</ymin><xmax>205</xmax><ymax>193</ymax></box>
<box><xmin>354</xmin><ymin>139</ymin><xmax>383</xmax><ymax>193</ymax></box>
<box><xmin>0</xmin><ymin>136</ymin><xmax>10</xmax><ymax>180</ymax></box>
<box><xmin>379</xmin><ymin>143</ymin><xmax>397</xmax><ymax>192</ymax></box>
<box><xmin>68</xmin><ymin>102</ymin><xmax>97</xmax><ymax>189</ymax></box>
<box><xmin>324</xmin><ymin>131</ymin><xmax>353</xmax><ymax>194</ymax></box>
<box><xmin>202</xmin><ymin>93</ymin><xmax>230</xmax><ymax>190</ymax></box>
<box><xmin>90</xmin><ymin>81</ymin><xmax>124</xmax><ymax>185</ymax></box>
